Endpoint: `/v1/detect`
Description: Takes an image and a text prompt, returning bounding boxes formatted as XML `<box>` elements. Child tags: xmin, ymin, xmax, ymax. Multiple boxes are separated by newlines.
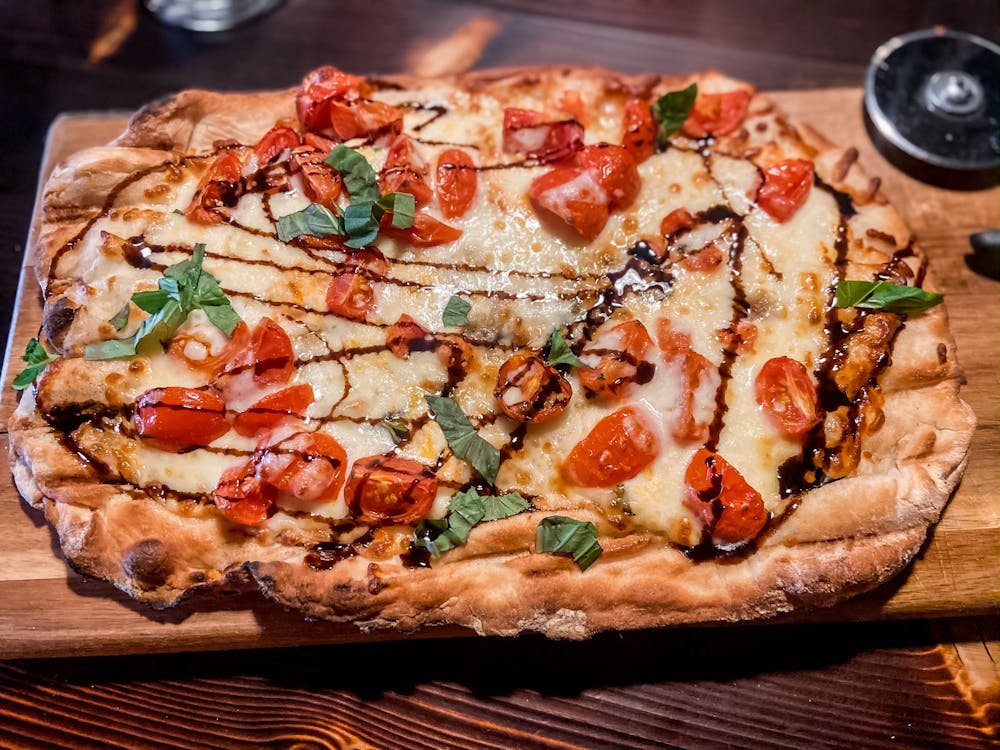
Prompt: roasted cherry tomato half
<box><xmin>379</xmin><ymin>134</ymin><xmax>433</xmax><ymax>206</ymax></box>
<box><xmin>344</xmin><ymin>454</ymin><xmax>438</xmax><ymax>526</ymax></box>
<box><xmin>563</xmin><ymin>406</ymin><xmax>660</xmax><ymax>487</ymax></box>
<box><xmin>682</xmin><ymin>90</ymin><xmax>752</xmax><ymax>138</ymax></box>
<box><xmin>213</xmin><ymin>460</ymin><xmax>276</xmax><ymax>526</ymax></box>
<box><xmin>502</xmin><ymin>107</ymin><xmax>584</xmax><ymax>163</ymax></box>
<box><xmin>385</xmin><ymin>211</ymin><xmax>463</xmax><ymax>248</ymax></box>
<box><xmin>327</xmin><ymin>98</ymin><xmax>403</xmax><ymax>142</ymax></box>
<box><xmin>579</xmin><ymin>320</ymin><xmax>655</xmax><ymax>399</ymax></box>
<box><xmin>622</xmin><ymin>98</ymin><xmax>657</xmax><ymax>163</ymax></box>
<box><xmin>436</xmin><ymin>148</ymin><xmax>477</xmax><ymax>219</ymax></box>
<box><xmin>757</xmin><ymin>158</ymin><xmax>814</xmax><ymax>223</ymax></box>
<box><xmin>495</xmin><ymin>353</ymin><xmax>572</xmax><ymax>424</ymax></box>
<box><xmin>254</xmin><ymin>126</ymin><xmax>301</xmax><ymax>165</ymax></box>
<box><xmin>754</xmin><ymin>356</ymin><xmax>821</xmax><ymax>436</ymax></box>
<box><xmin>134</xmin><ymin>386</ymin><xmax>230</xmax><ymax>452</ymax></box>
<box><xmin>386</xmin><ymin>314</ymin><xmax>473</xmax><ymax>378</ymax></box>
<box><xmin>185</xmin><ymin>151</ymin><xmax>244</xmax><ymax>225</ymax></box>
<box><xmin>683</xmin><ymin>448</ymin><xmax>767</xmax><ymax>546</ymax></box>
<box><xmin>660</xmin><ymin>207</ymin><xmax>694</xmax><ymax>237</ymax></box>
<box><xmin>528</xmin><ymin>167</ymin><xmax>610</xmax><ymax>242</ymax></box>
<box><xmin>574</xmin><ymin>144</ymin><xmax>640</xmax><ymax>210</ymax></box>
<box><xmin>290</xmin><ymin>146</ymin><xmax>342</xmax><ymax>207</ymax></box>
<box><xmin>257</xmin><ymin>430</ymin><xmax>348</xmax><ymax>503</ymax></box>
<box><xmin>233</xmin><ymin>384</ymin><xmax>315</xmax><ymax>438</ymax></box>
<box><xmin>296</xmin><ymin>66</ymin><xmax>369</xmax><ymax>131</ymax></box>
<box><xmin>326</xmin><ymin>270</ymin><xmax>376</xmax><ymax>322</ymax></box>
<box><xmin>217</xmin><ymin>318</ymin><xmax>295</xmax><ymax>392</ymax></box>
<box><xmin>656</xmin><ymin>319</ymin><xmax>721</xmax><ymax>442</ymax></box>
<box><xmin>558</xmin><ymin>89</ymin><xmax>588</xmax><ymax>126</ymax></box>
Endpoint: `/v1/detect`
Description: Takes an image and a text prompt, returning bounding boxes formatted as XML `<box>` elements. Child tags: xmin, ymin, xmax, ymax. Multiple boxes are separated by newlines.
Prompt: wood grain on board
<box><xmin>0</xmin><ymin>88</ymin><xmax>997</xmax><ymax>660</ymax></box>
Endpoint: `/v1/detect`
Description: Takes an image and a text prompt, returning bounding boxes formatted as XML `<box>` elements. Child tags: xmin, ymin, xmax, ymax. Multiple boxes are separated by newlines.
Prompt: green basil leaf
<box><xmin>424</xmin><ymin>395</ymin><xmax>500</xmax><ymax>485</ymax></box>
<box><xmin>380</xmin><ymin>418</ymin><xmax>410</xmax><ymax>444</ymax></box>
<box><xmin>413</xmin><ymin>517</ymin><xmax>457</xmax><ymax>556</ymax></box>
<box><xmin>276</xmin><ymin>203</ymin><xmax>345</xmax><ymax>242</ymax></box>
<box><xmin>201</xmin><ymin>304</ymin><xmax>240</xmax><ymax>337</ymax></box>
<box><xmin>480</xmin><ymin>491</ymin><xmax>530</xmax><ymax>521</ymax></box>
<box><xmin>442</xmin><ymin>295</ymin><xmax>471</xmax><ymax>327</ymax></box>
<box><xmin>109</xmin><ymin>302</ymin><xmax>131</xmax><ymax>332</ymax></box>
<box><xmin>377</xmin><ymin>191</ymin><xmax>415</xmax><ymax>229</ymax></box>
<box><xmin>835</xmin><ymin>280</ymin><xmax>943</xmax><ymax>314</ymax></box>
<box><xmin>445</xmin><ymin>490</ymin><xmax>487</xmax><ymax>544</ymax></box>
<box><xmin>412</xmin><ymin>487</ymin><xmax>529</xmax><ymax>556</ymax></box>
<box><xmin>651</xmin><ymin>83</ymin><xmax>698</xmax><ymax>148</ymax></box>
<box><xmin>342</xmin><ymin>200</ymin><xmax>380</xmax><ymax>248</ymax></box>
<box><xmin>535</xmin><ymin>516</ymin><xmax>603</xmax><ymax>571</ymax></box>
<box><xmin>12</xmin><ymin>338</ymin><xmax>59</xmax><ymax>390</ymax></box>
<box><xmin>131</xmin><ymin>289</ymin><xmax>171</xmax><ymax>314</ymax></box>
<box><xmin>545</xmin><ymin>330</ymin><xmax>582</xmax><ymax>368</ymax></box>
<box><xmin>325</xmin><ymin>145</ymin><xmax>380</xmax><ymax>203</ymax></box>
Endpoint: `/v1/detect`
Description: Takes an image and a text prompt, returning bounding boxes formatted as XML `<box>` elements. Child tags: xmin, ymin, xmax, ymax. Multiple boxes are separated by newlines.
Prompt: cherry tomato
<box><xmin>558</xmin><ymin>89</ymin><xmax>588</xmax><ymax>126</ymax></box>
<box><xmin>385</xmin><ymin>212</ymin><xmax>462</xmax><ymax>248</ymax></box>
<box><xmin>213</xmin><ymin>460</ymin><xmax>276</xmax><ymax>526</ymax></box>
<box><xmin>296</xmin><ymin>66</ymin><xmax>369</xmax><ymax>131</ymax></box>
<box><xmin>327</xmin><ymin>99</ymin><xmax>403</xmax><ymax>142</ymax></box>
<box><xmin>168</xmin><ymin>320</ymin><xmax>250</xmax><ymax>378</ymax></box>
<box><xmin>185</xmin><ymin>151</ymin><xmax>243</xmax><ymax>225</ymax></box>
<box><xmin>256</xmin><ymin>431</ymin><xmax>348</xmax><ymax>503</ymax></box>
<box><xmin>563</xmin><ymin>406</ymin><xmax>660</xmax><ymax>487</ymax></box>
<box><xmin>622</xmin><ymin>98</ymin><xmax>657</xmax><ymax>163</ymax></box>
<box><xmin>254</xmin><ymin>126</ymin><xmax>300</xmax><ymax>165</ymax></box>
<box><xmin>657</xmin><ymin>319</ymin><xmax>720</xmax><ymax>442</ymax></box>
<box><xmin>344</xmin><ymin>455</ymin><xmax>438</xmax><ymax>526</ymax></box>
<box><xmin>134</xmin><ymin>387</ymin><xmax>229</xmax><ymax>452</ymax></box>
<box><xmin>326</xmin><ymin>271</ymin><xmax>375</xmax><ymax>322</ymax></box>
<box><xmin>660</xmin><ymin>207</ymin><xmax>694</xmax><ymax>237</ymax></box>
<box><xmin>291</xmin><ymin>146</ymin><xmax>342</xmax><ymax>207</ymax></box>
<box><xmin>344</xmin><ymin>246</ymin><xmax>390</xmax><ymax>275</ymax></box>
<box><xmin>754</xmin><ymin>356</ymin><xmax>821</xmax><ymax>436</ymax></box>
<box><xmin>680</xmin><ymin>245</ymin><xmax>724</xmax><ymax>272</ymax></box>
<box><xmin>682</xmin><ymin>90</ymin><xmax>752</xmax><ymax>138</ymax></box>
<box><xmin>502</xmin><ymin>107</ymin><xmax>584</xmax><ymax>163</ymax></box>
<box><xmin>528</xmin><ymin>167</ymin><xmax>610</xmax><ymax>242</ymax></box>
<box><xmin>386</xmin><ymin>315</ymin><xmax>472</xmax><ymax>376</ymax></box>
<box><xmin>683</xmin><ymin>448</ymin><xmax>767</xmax><ymax>546</ymax></box>
<box><xmin>579</xmin><ymin>320</ymin><xmax>655</xmax><ymax>399</ymax></box>
<box><xmin>575</xmin><ymin>144</ymin><xmax>640</xmax><ymax>210</ymax></box>
<box><xmin>233</xmin><ymin>384</ymin><xmax>315</xmax><ymax>438</ymax></box>
<box><xmin>302</xmin><ymin>132</ymin><xmax>337</xmax><ymax>157</ymax></box>
<box><xmin>380</xmin><ymin>135</ymin><xmax>433</xmax><ymax>206</ymax></box>
<box><xmin>436</xmin><ymin>148</ymin><xmax>477</xmax><ymax>219</ymax></box>
<box><xmin>757</xmin><ymin>158</ymin><xmax>814</xmax><ymax>223</ymax></box>
<box><xmin>218</xmin><ymin>318</ymin><xmax>295</xmax><ymax>390</ymax></box>
<box><xmin>495</xmin><ymin>353</ymin><xmax>572</xmax><ymax>423</ymax></box>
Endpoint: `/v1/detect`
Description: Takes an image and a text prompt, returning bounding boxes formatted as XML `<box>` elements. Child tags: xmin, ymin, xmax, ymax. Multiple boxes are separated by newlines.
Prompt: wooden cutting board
<box><xmin>1</xmin><ymin>89</ymin><xmax>998</xmax><ymax>659</ymax></box>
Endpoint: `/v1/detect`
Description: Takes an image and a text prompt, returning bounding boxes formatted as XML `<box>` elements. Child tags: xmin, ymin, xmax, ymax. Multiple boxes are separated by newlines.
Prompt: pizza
<box><xmin>8</xmin><ymin>65</ymin><xmax>975</xmax><ymax>638</ymax></box>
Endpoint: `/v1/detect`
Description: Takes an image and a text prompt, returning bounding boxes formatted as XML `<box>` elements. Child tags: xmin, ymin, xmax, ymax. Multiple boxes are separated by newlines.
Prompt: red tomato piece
<box><xmin>680</xmin><ymin>245</ymin><xmax>724</xmax><ymax>272</ymax></box>
<box><xmin>622</xmin><ymin>98</ymin><xmax>657</xmax><ymax>163</ymax></box>
<box><xmin>559</xmin><ymin>89</ymin><xmax>588</xmax><ymax>126</ymax></box>
<box><xmin>296</xmin><ymin>66</ymin><xmax>370</xmax><ymax>131</ymax></box>
<box><xmin>168</xmin><ymin>320</ymin><xmax>251</xmax><ymax>378</ymax></box>
<box><xmin>683</xmin><ymin>448</ymin><xmax>767</xmax><ymax>546</ymax></box>
<box><xmin>185</xmin><ymin>151</ymin><xmax>244</xmax><ymax>225</ymax></box>
<box><xmin>660</xmin><ymin>207</ymin><xmax>694</xmax><ymax>237</ymax></box>
<box><xmin>256</xmin><ymin>431</ymin><xmax>348</xmax><ymax>503</ymax></box>
<box><xmin>528</xmin><ymin>167</ymin><xmax>610</xmax><ymax>242</ymax></box>
<box><xmin>682</xmin><ymin>90</ymin><xmax>752</xmax><ymax>138</ymax></box>
<box><xmin>328</xmin><ymin>99</ymin><xmax>403</xmax><ymax>142</ymax></box>
<box><xmin>134</xmin><ymin>387</ymin><xmax>229</xmax><ymax>452</ymax></box>
<box><xmin>233</xmin><ymin>384</ymin><xmax>315</xmax><ymax>438</ymax></box>
<box><xmin>502</xmin><ymin>107</ymin><xmax>584</xmax><ymax>163</ymax></box>
<box><xmin>385</xmin><ymin>212</ymin><xmax>462</xmax><ymax>248</ymax></box>
<box><xmin>386</xmin><ymin>314</ymin><xmax>438</xmax><ymax>359</ymax></box>
<box><xmin>290</xmin><ymin>146</ymin><xmax>342</xmax><ymax>207</ymax></box>
<box><xmin>302</xmin><ymin>132</ymin><xmax>337</xmax><ymax>157</ymax></box>
<box><xmin>217</xmin><ymin>318</ymin><xmax>295</xmax><ymax>390</ymax></box>
<box><xmin>563</xmin><ymin>406</ymin><xmax>659</xmax><ymax>487</ymax></box>
<box><xmin>754</xmin><ymin>356</ymin><xmax>821</xmax><ymax>436</ymax></box>
<box><xmin>254</xmin><ymin>126</ymin><xmax>301</xmax><ymax>165</ymax></box>
<box><xmin>575</xmin><ymin>144</ymin><xmax>640</xmax><ymax>210</ymax></box>
<box><xmin>436</xmin><ymin>148</ymin><xmax>477</xmax><ymax>219</ymax></box>
<box><xmin>213</xmin><ymin>460</ymin><xmax>276</xmax><ymax>526</ymax></box>
<box><xmin>757</xmin><ymin>158</ymin><xmax>814</xmax><ymax>223</ymax></box>
<box><xmin>379</xmin><ymin>135</ymin><xmax>433</xmax><ymax>205</ymax></box>
<box><xmin>657</xmin><ymin>319</ymin><xmax>720</xmax><ymax>442</ymax></box>
<box><xmin>344</xmin><ymin>246</ymin><xmax>390</xmax><ymax>275</ymax></box>
<box><xmin>326</xmin><ymin>271</ymin><xmax>376</xmax><ymax>322</ymax></box>
<box><xmin>344</xmin><ymin>455</ymin><xmax>438</xmax><ymax>526</ymax></box>
<box><xmin>579</xmin><ymin>320</ymin><xmax>655</xmax><ymax>399</ymax></box>
<box><xmin>495</xmin><ymin>353</ymin><xmax>572</xmax><ymax>424</ymax></box>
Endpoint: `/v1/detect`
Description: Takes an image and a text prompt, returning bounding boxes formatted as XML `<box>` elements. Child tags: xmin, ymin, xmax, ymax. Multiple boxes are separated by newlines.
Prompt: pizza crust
<box><xmin>10</xmin><ymin>65</ymin><xmax>975</xmax><ymax>637</ymax></box>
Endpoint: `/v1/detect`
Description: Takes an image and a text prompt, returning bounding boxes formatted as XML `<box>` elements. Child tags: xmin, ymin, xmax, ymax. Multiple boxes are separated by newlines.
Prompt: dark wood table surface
<box><xmin>1</xmin><ymin>1</ymin><xmax>998</xmax><ymax>747</ymax></box>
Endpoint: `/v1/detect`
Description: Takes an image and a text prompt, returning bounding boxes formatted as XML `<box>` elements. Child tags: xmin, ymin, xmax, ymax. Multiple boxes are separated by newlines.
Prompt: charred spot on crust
<box><xmin>122</xmin><ymin>538</ymin><xmax>174</xmax><ymax>589</ymax></box>
<box><xmin>937</xmin><ymin>342</ymin><xmax>948</xmax><ymax>364</ymax></box>
<box><xmin>42</xmin><ymin>297</ymin><xmax>77</xmax><ymax>351</ymax></box>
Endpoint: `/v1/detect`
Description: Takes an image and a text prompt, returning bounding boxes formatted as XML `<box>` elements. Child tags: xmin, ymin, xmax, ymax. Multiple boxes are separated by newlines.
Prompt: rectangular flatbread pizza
<box><xmin>9</xmin><ymin>65</ymin><xmax>975</xmax><ymax>637</ymax></box>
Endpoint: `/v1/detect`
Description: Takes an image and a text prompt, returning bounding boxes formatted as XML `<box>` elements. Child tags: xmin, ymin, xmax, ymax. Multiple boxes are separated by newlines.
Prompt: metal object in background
<box><xmin>864</xmin><ymin>28</ymin><xmax>1000</xmax><ymax>188</ymax></box>
<box><xmin>144</xmin><ymin>0</ymin><xmax>284</xmax><ymax>32</ymax></box>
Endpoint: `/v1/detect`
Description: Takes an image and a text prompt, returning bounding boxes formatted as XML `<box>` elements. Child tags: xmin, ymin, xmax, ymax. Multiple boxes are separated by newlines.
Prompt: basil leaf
<box><xmin>276</xmin><ymin>203</ymin><xmax>345</xmax><ymax>242</ymax></box>
<box><xmin>380</xmin><ymin>418</ymin><xmax>410</xmax><ymax>444</ymax></box>
<box><xmin>12</xmin><ymin>338</ymin><xmax>59</xmax><ymax>390</ymax></box>
<box><xmin>201</xmin><ymin>304</ymin><xmax>241</xmax><ymax>337</ymax></box>
<box><xmin>651</xmin><ymin>83</ymin><xmax>698</xmax><ymax>148</ymax></box>
<box><xmin>545</xmin><ymin>330</ymin><xmax>582</xmax><ymax>368</ymax></box>
<box><xmin>536</xmin><ymin>516</ymin><xmax>603</xmax><ymax>571</ymax></box>
<box><xmin>378</xmin><ymin>191</ymin><xmax>415</xmax><ymax>229</ymax></box>
<box><xmin>442</xmin><ymin>295</ymin><xmax>471</xmax><ymax>327</ymax></box>
<box><xmin>424</xmin><ymin>395</ymin><xmax>500</xmax><ymax>485</ymax></box>
<box><xmin>835</xmin><ymin>280</ymin><xmax>943</xmax><ymax>314</ymax></box>
<box><xmin>109</xmin><ymin>303</ymin><xmax>131</xmax><ymax>332</ymax></box>
<box><xmin>342</xmin><ymin>200</ymin><xmax>380</xmax><ymax>248</ymax></box>
<box><xmin>325</xmin><ymin>145</ymin><xmax>380</xmax><ymax>203</ymax></box>
<box><xmin>413</xmin><ymin>487</ymin><xmax>529</xmax><ymax>556</ymax></box>
<box><xmin>131</xmin><ymin>289</ymin><xmax>171</xmax><ymax>314</ymax></box>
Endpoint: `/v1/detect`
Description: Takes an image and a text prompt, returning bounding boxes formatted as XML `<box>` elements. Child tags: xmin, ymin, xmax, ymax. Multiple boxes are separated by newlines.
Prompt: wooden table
<box><xmin>1</xmin><ymin>2</ymin><xmax>998</xmax><ymax>747</ymax></box>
